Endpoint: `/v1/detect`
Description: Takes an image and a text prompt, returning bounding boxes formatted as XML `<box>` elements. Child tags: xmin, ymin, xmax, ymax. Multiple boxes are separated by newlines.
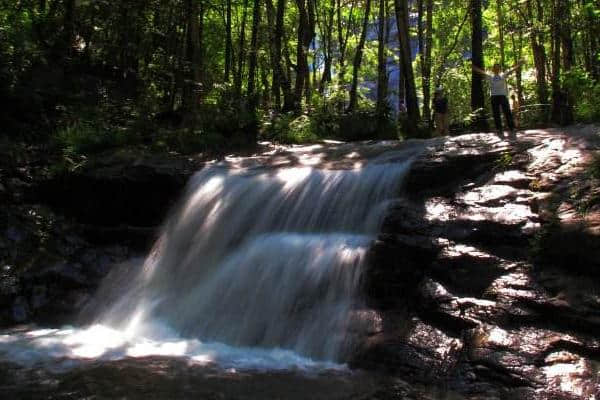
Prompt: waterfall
<box><xmin>0</xmin><ymin>143</ymin><xmax>422</xmax><ymax>370</ymax></box>
<box><xmin>93</xmin><ymin>145</ymin><xmax>421</xmax><ymax>363</ymax></box>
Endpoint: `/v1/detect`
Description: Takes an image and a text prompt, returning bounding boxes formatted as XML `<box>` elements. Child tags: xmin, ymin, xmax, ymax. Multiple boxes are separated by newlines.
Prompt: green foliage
<box><xmin>494</xmin><ymin>152</ymin><xmax>514</xmax><ymax>171</ymax></box>
<box><xmin>261</xmin><ymin>84</ymin><xmax>397</xmax><ymax>144</ymax></box>
<box><xmin>1</xmin><ymin>0</ymin><xmax>599</xmax><ymax>152</ymax></box>
<box><xmin>463</xmin><ymin>108</ymin><xmax>488</xmax><ymax>130</ymax></box>
<box><xmin>262</xmin><ymin>113</ymin><xmax>319</xmax><ymax>144</ymax></box>
<box><xmin>161</xmin><ymin>129</ymin><xmax>228</xmax><ymax>154</ymax></box>
<box><xmin>437</xmin><ymin>65</ymin><xmax>472</xmax><ymax>126</ymax></box>
<box><xmin>54</xmin><ymin>121</ymin><xmax>128</xmax><ymax>156</ymax></box>
<box><xmin>562</xmin><ymin>68</ymin><xmax>600</xmax><ymax>122</ymax></box>
<box><xmin>309</xmin><ymin>86</ymin><xmax>347</xmax><ymax>136</ymax></box>
<box><xmin>338</xmin><ymin>111</ymin><xmax>382</xmax><ymax>141</ymax></box>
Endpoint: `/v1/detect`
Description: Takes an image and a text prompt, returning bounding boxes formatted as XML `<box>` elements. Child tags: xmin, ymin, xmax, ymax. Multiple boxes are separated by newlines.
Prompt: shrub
<box><xmin>339</xmin><ymin>111</ymin><xmax>385</xmax><ymax>141</ymax></box>
<box><xmin>53</xmin><ymin>121</ymin><xmax>128</xmax><ymax>156</ymax></box>
<box><xmin>562</xmin><ymin>68</ymin><xmax>600</xmax><ymax>122</ymax></box>
<box><xmin>262</xmin><ymin>113</ymin><xmax>319</xmax><ymax>144</ymax></box>
<box><xmin>162</xmin><ymin>129</ymin><xmax>227</xmax><ymax>154</ymax></box>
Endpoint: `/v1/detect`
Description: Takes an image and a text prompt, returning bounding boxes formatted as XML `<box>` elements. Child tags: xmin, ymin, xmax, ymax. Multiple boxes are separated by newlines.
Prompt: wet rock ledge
<box><xmin>358</xmin><ymin>126</ymin><xmax>600</xmax><ymax>399</ymax></box>
<box><xmin>1</xmin><ymin>148</ymin><xmax>208</xmax><ymax>326</ymax></box>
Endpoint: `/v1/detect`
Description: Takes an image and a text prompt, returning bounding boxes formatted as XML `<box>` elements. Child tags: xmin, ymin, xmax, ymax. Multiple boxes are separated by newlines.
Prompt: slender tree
<box><xmin>418</xmin><ymin>0</ymin><xmax>433</xmax><ymax>125</ymax></box>
<box><xmin>550</xmin><ymin>0</ymin><xmax>562</xmax><ymax>123</ymax></box>
<box><xmin>470</xmin><ymin>0</ymin><xmax>488</xmax><ymax>131</ymax></box>
<box><xmin>395</xmin><ymin>0</ymin><xmax>420</xmax><ymax>135</ymax></box>
<box><xmin>337</xmin><ymin>0</ymin><xmax>357</xmax><ymax>86</ymax></box>
<box><xmin>376</xmin><ymin>0</ymin><xmax>388</xmax><ymax>121</ymax></box>
<box><xmin>496</xmin><ymin>0</ymin><xmax>505</xmax><ymax>67</ymax></box>
<box><xmin>552</xmin><ymin>0</ymin><xmax>574</xmax><ymax>124</ymax></box>
<box><xmin>294</xmin><ymin>0</ymin><xmax>315</xmax><ymax>111</ymax></box>
<box><xmin>348</xmin><ymin>0</ymin><xmax>372</xmax><ymax>112</ymax></box>
<box><xmin>525</xmin><ymin>0</ymin><xmax>549</xmax><ymax>107</ymax></box>
<box><xmin>318</xmin><ymin>0</ymin><xmax>336</xmax><ymax>93</ymax></box>
<box><xmin>265</xmin><ymin>0</ymin><xmax>279</xmax><ymax>107</ymax></box>
<box><xmin>234</xmin><ymin>0</ymin><xmax>250</xmax><ymax>99</ymax></box>
<box><xmin>247</xmin><ymin>0</ymin><xmax>262</xmax><ymax>107</ymax></box>
<box><xmin>510</xmin><ymin>27</ymin><xmax>524</xmax><ymax>104</ymax></box>
<box><xmin>183</xmin><ymin>0</ymin><xmax>203</xmax><ymax>115</ymax></box>
<box><xmin>224</xmin><ymin>0</ymin><xmax>233</xmax><ymax>82</ymax></box>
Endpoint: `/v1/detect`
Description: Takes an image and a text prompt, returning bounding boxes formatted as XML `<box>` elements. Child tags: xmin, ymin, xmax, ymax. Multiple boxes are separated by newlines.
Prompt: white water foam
<box><xmin>0</xmin><ymin>144</ymin><xmax>422</xmax><ymax>371</ymax></box>
<box><xmin>0</xmin><ymin>324</ymin><xmax>343</xmax><ymax>372</ymax></box>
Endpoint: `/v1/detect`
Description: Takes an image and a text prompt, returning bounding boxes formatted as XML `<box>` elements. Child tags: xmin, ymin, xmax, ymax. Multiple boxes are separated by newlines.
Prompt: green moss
<box><xmin>494</xmin><ymin>152</ymin><xmax>514</xmax><ymax>171</ymax></box>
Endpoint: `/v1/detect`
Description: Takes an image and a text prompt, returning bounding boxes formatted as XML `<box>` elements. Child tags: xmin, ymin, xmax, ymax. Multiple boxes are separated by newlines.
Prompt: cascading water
<box><xmin>1</xmin><ymin>142</ymin><xmax>423</xmax><ymax>371</ymax></box>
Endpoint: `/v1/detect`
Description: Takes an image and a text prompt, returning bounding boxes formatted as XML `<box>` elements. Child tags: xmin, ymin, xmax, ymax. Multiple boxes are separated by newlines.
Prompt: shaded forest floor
<box><xmin>1</xmin><ymin>124</ymin><xmax>600</xmax><ymax>399</ymax></box>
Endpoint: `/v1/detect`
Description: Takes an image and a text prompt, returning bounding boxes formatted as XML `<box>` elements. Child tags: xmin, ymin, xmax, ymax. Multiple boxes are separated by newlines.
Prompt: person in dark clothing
<box><xmin>472</xmin><ymin>61</ymin><xmax>523</xmax><ymax>138</ymax></box>
<box><xmin>433</xmin><ymin>86</ymin><xmax>449</xmax><ymax>136</ymax></box>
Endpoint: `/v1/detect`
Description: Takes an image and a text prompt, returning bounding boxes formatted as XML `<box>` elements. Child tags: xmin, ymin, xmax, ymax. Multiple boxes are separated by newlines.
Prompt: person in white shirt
<box><xmin>472</xmin><ymin>61</ymin><xmax>523</xmax><ymax>138</ymax></box>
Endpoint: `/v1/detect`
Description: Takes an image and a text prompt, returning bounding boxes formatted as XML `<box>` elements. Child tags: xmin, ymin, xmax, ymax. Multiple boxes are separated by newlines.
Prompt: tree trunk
<box><xmin>510</xmin><ymin>29</ymin><xmax>524</xmax><ymax>104</ymax></box>
<box><xmin>319</xmin><ymin>0</ymin><xmax>336</xmax><ymax>93</ymax></box>
<box><xmin>496</xmin><ymin>0</ymin><xmax>505</xmax><ymax>67</ymax></box>
<box><xmin>198</xmin><ymin>1</ymin><xmax>205</xmax><ymax>87</ymax></box>
<box><xmin>526</xmin><ymin>0</ymin><xmax>548</xmax><ymax>107</ymax></box>
<box><xmin>348</xmin><ymin>0</ymin><xmax>372</xmax><ymax>113</ymax></box>
<box><xmin>417</xmin><ymin>0</ymin><xmax>425</xmax><ymax>113</ymax></box>
<box><xmin>550</xmin><ymin>0</ymin><xmax>562</xmax><ymax>123</ymax></box>
<box><xmin>305</xmin><ymin>0</ymin><xmax>316</xmax><ymax>104</ymax></box>
<box><xmin>234</xmin><ymin>0</ymin><xmax>249</xmax><ymax>99</ymax></box>
<box><xmin>560</xmin><ymin>0</ymin><xmax>574</xmax><ymax>71</ymax></box>
<box><xmin>376</xmin><ymin>0</ymin><xmax>388</xmax><ymax>121</ymax></box>
<box><xmin>265</xmin><ymin>0</ymin><xmax>280</xmax><ymax>108</ymax></box>
<box><xmin>294</xmin><ymin>0</ymin><xmax>308</xmax><ymax>111</ymax></box>
<box><xmin>224</xmin><ymin>0</ymin><xmax>233</xmax><ymax>81</ymax></box>
<box><xmin>337</xmin><ymin>0</ymin><xmax>357</xmax><ymax>86</ymax></box>
<box><xmin>276</xmin><ymin>0</ymin><xmax>294</xmax><ymax>111</ymax></box>
<box><xmin>398</xmin><ymin>65</ymin><xmax>405</xmax><ymax>110</ymax></box>
<box><xmin>293</xmin><ymin>0</ymin><xmax>315</xmax><ymax>111</ymax></box>
<box><xmin>418</xmin><ymin>0</ymin><xmax>433</xmax><ymax>125</ymax></box>
<box><xmin>247</xmin><ymin>0</ymin><xmax>261</xmax><ymax>108</ymax></box>
<box><xmin>470</xmin><ymin>0</ymin><xmax>488</xmax><ymax>131</ymax></box>
<box><xmin>394</xmin><ymin>0</ymin><xmax>420</xmax><ymax>135</ymax></box>
<box><xmin>558</xmin><ymin>0</ymin><xmax>573</xmax><ymax>124</ymax></box>
<box><xmin>260</xmin><ymin>58</ymin><xmax>271</xmax><ymax>107</ymax></box>
<box><xmin>582</xmin><ymin>0</ymin><xmax>599</xmax><ymax>78</ymax></box>
<box><xmin>424</xmin><ymin>0</ymin><xmax>433</xmax><ymax>124</ymax></box>
<box><xmin>183</xmin><ymin>0</ymin><xmax>203</xmax><ymax>115</ymax></box>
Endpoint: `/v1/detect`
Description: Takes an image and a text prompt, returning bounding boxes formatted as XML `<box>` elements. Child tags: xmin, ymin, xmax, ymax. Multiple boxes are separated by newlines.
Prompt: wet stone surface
<box><xmin>360</xmin><ymin>126</ymin><xmax>600</xmax><ymax>399</ymax></box>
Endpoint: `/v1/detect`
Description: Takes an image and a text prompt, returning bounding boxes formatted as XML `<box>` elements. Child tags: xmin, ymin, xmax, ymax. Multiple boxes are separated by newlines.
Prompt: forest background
<box><xmin>1</xmin><ymin>0</ymin><xmax>598</xmax><ymax>158</ymax></box>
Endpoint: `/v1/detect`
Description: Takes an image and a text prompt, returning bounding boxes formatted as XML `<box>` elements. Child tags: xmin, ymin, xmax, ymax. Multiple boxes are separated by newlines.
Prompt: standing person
<box><xmin>510</xmin><ymin>94</ymin><xmax>521</xmax><ymax>129</ymax></box>
<box><xmin>398</xmin><ymin>100</ymin><xmax>407</xmax><ymax>114</ymax></box>
<box><xmin>433</xmin><ymin>87</ymin><xmax>449</xmax><ymax>136</ymax></box>
<box><xmin>472</xmin><ymin>61</ymin><xmax>522</xmax><ymax>138</ymax></box>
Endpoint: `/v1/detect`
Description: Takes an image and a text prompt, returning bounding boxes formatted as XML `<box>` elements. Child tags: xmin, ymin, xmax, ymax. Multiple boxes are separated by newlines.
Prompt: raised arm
<box><xmin>471</xmin><ymin>63</ymin><xmax>487</xmax><ymax>76</ymax></box>
<box><xmin>505</xmin><ymin>60</ymin><xmax>524</xmax><ymax>75</ymax></box>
